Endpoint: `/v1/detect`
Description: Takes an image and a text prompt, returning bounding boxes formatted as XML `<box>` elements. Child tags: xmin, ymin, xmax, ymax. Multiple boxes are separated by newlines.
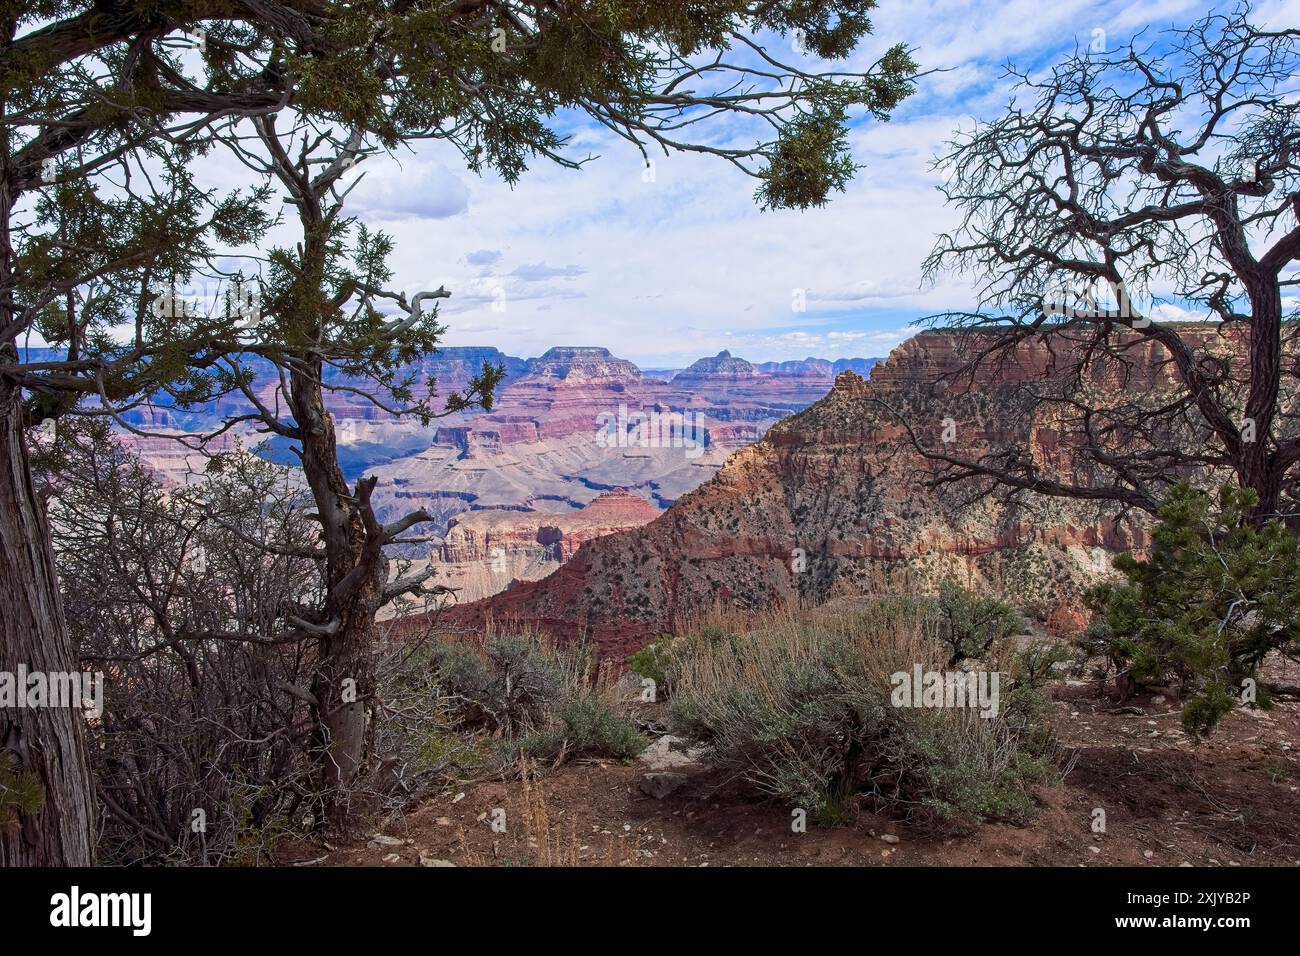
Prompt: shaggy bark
<box><xmin>0</xmin><ymin>352</ymin><xmax>93</xmax><ymax>866</ymax></box>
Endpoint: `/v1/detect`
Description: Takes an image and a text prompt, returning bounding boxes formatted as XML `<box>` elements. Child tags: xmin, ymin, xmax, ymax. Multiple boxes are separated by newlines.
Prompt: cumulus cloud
<box><xmin>349</xmin><ymin>159</ymin><xmax>470</xmax><ymax>220</ymax></box>
<box><xmin>510</xmin><ymin>262</ymin><xmax>586</xmax><ymax>281</ymax></box>
<box><xmin>465</xmin><ymin>249</ymin><xmax>503</xmax><ymax>268</ymax></box>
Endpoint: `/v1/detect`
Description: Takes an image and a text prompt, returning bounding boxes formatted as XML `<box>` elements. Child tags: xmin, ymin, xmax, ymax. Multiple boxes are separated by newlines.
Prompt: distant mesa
<box><xmin>674</xmin><ymin>350</ymin><xmax>758</xmax><ymax>381</ymax></box>
<box><xmin>575</xmin><ymin>487</ymin><xmax>661</xmax><ymax>524</ymax></box>
<box><xmin>755</xmin><ymin>356</ymin><xmax>878</xmax><ymax>377</ymax></box>
<box><xmin>427</xmin><ymin>487</ymin><xmax>661</xmax><ymax>603</ymax></box>
<box><xmin>524</xmin><ymin>347</ymin><xmax>642</xmax><ymax>382</ymax></box>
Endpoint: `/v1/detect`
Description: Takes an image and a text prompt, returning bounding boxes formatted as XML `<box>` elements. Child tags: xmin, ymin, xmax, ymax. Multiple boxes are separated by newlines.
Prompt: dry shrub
<box><xmin>422</xmin><ymin>626</ymin><xmax>646</xmax><ymax>768</ymax></box>
<box><xmin>668</xmin><ymin>594</ymin><xmax>1058</xmax><ymax>832</ymax></box>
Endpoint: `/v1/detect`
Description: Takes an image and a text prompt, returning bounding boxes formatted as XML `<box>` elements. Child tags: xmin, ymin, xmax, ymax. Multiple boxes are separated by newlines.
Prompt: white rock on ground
<box><xmin>637</xmin><ymin>735</ymin><xmax>702</xmax><ymax>771</ymax></box>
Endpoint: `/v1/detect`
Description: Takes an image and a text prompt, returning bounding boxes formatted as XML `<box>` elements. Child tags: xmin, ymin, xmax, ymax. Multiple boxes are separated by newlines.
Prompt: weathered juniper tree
<box><xmin>911</xmin><ymin>9</ymin><xmax>1300</xmax><ymax>523</ymax></box>
<box><xmin>210</xmin><ymin>115</ymin><xmax>496</xmax><ymax>815</ymax></box>
<box><xmin>4</xmin><ymin>2</ymin><xmax>917</xmax><ymax>859</ymax></box>
<box><xmin>0</xmin><ymin>0</ymin><xmax>486</xmax><ymax>866</ymax></box>
<box><xmin>204</xmin><ymin>1</ymin><xmax>919</xmax><ymax>819</ymax></box>
<box><xmin>902</xmin><ymin>8</ymin><xmax>1300</xmax><ymax>729</ymax></box>
<box><xmin>0</xmin><ymin>3</ymin><xmax>290</xmax><ymax>866</ymax></box>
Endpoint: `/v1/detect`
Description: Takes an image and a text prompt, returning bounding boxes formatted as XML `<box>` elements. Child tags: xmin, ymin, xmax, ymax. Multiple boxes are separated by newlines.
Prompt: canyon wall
<box><xmin>451</xmin><ymin>329</ymin><xmax>1174</xmax><ymax>657</ymax></box>
<box><xmin>427</xmin><ymin>489</ymin><xmax>660</xmax><ymax>604</ymax></box>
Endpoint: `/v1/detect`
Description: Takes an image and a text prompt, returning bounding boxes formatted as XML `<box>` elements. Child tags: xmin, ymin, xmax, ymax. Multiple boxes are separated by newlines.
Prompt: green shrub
<box><xmin>935</xmin><ymin>579</ymin><xmax>1023</xmax><ymax>667</ymax></box>
<box><xmin>1085</xmin><ymin>483</ymin><xmax>1300</xmax><ymax>736</ymax></box>
<box><xmin>626</xmin><ymin>638</ymin><xmax>676</xmax><ymax>692</ymax></box>
<box><xmin>412</xmin><ymin>729</ymin><xmax>492</xmax><ymax>772</ymax></box>
<box><xmin>429</xmin><ymin>632</ymin><xmax>569</xmax><ymax>735</ymax></box>
<box><xmin>424</xmin><ymin>630</ymin><xmax>647</xmax><ymax>767</ymax></box>
<box><xmin>557</xmin><ymin>695</ymin><xmax>646</xmax><ymax>759</ymax></box>
<box><xmin>506</xmin><ymin>694</ymin><xmax>645</xmax><ymax>762</ymax></box>
<box><xmin>0</xmin><ymin>764</ymin><xmax>44</xmax><ymax>830</ymax></box>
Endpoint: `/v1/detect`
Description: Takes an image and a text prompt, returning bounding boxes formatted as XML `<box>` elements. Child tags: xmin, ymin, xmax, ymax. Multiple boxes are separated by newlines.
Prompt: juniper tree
<box><xmin>2</xmin><ymin>0</ymin><xmax>916</xmax><ymax>857</ymax></box>
<box><xmin>202</xmin><ymin>2</ymin><xmax>918</xmax><ymax>815</ymax></box>
<box><xmin>1085</xmin><ymin>482</ymin><xmax>1300</xmax><ymax>735</ymax></box>
<box><xmin>882</xmin><ymin>8</ymin><xmax>1300</xmax><ymax>732</ymax></box>
<box><xmin>902</xmin><ymin>9</ymin><xmax>1300</xmax><ymax>524</ymax></box>
<box><xmin>0</xmin><ymin>2</ymin><xmax>288</xmax><ymax>866</ymax></box>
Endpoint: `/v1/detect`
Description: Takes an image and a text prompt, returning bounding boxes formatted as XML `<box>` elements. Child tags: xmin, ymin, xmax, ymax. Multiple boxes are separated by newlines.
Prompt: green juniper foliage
<box><xmin>0</xmin><ymin>764</ymin><xmax>44</xmax><ymax>831</ymax></box>
<box><xmin>3</xmin><ymin>1</ymin><xmax>913</xmax><ymax>860</ymax></box>
<box><xmin>1086</xmin><ymin>483</ymin><xmax>1300</xmax><ymax>736</ymax></box>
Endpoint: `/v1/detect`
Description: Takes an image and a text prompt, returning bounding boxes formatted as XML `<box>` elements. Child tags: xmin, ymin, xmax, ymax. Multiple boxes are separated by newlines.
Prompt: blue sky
<box><xmin>223</xmin><ymin>1</ymin><xmax>1300</xmax><ymax>367</ymax></box>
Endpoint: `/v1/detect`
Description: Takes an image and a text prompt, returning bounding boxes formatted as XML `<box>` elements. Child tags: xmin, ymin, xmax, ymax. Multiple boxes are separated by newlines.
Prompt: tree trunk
<box><xmin>0</xmin><ymin>355</ymin><xmax>95</xmax><ymax>865</ymax></box>
<box><xmin>1245</xmin><ymin>282</ymin><xmax>1283</xmax><ymax>522</ymax></box>
<box><xmin>290</xmin><ymin>361</ymin><xmax>387</xmax><ymax>817</ymax></box>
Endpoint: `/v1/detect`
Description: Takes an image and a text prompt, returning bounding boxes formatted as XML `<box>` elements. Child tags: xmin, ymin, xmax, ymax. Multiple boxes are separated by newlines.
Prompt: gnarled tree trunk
<box><xmin>290</xmin><ymin>360</ymin><xmax>387</xmax><ymax>816</ymax></box>
<box><xmin>0</xmin><ymin>352</ymin><xmax>94</xmax><ymax>865</ymax></box>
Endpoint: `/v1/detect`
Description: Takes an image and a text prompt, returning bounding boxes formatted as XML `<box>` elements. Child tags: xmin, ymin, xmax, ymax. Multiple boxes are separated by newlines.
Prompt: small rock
<box><xmin>382</xmin><ymin>853</ymin><xmax>401</xmax><ymax>863</ymax></box>
<box><xmin>419</xmin><ymin>856</ymin><xmax>456</xmax><ymax>867</ymax></box>
<box><xmin>1143</xmin><ymin>850</ymin><xmax>1155</xmax><ymax>859</ymax></box>
<box><xmin>638</xmin><ymin>735</ymin><xmax>698</xmax><ymax>771</ymax></box>
<box><xmin>880</xmin><ymin>834</ymin><xmax>900</xmax><ymax>845</ymax></box>
<box><xmin>435</xmin><ymin>817</ymin><xmax>452</xmax><ymax>826</ymax></box>
<box><xmin>1088</xmin><ymin>846</ymin><xmax>1102</xmax><ymax>854</ymax></box>
<box><xmin>1152</xmin><ymin>695</ymin><xmax>1166</xmax><ymax>705</ymax></box>
<box><xmin>370</xmin><ymin>834</ymin><xmax>403</xmax><ymax>847</ymax></box>
<box><xmin>635</xmin><ymin>716</ymin><xmax>669</xmax><ymax>734</ymax></box>
<box><xmin>640</xmin><ymin>772</ymin><xmax>688</xmax><ymax>799</ymax></box>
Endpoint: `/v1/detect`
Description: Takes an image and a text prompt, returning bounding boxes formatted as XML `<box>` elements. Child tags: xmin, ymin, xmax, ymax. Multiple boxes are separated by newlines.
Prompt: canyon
<box><xmin>423</xmin><ymin>488</ymin><xmax>662</xmax><ymax>605</ymax></box>
<box><xmin>449</xmin><ymin>328</ymin><xmax>1179</xmax><ymax>658</ymax></box>
<box><xmin>103</xmin><ymin>344</ymin><xmax>878</xmax><ymax>600</ymax></box>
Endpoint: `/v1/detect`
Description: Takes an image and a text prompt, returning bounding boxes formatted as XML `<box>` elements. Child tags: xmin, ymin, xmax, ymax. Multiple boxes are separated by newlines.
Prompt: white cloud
<box><xmin>82</xmin><ymin>0</ymin><xmax>1245</xmax><ymax>368</ymax></box>
<box><xmin>349</xmin><ymin>159</ymin><xmax>470</xmax><ymax>220</ymax></box>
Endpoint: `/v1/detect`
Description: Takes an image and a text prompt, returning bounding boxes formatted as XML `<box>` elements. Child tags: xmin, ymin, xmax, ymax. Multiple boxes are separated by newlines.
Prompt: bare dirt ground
<box><xmin>274</xmin><ymin>682</ymin><xmax>1300</xmax><ymax>868</ymax></box>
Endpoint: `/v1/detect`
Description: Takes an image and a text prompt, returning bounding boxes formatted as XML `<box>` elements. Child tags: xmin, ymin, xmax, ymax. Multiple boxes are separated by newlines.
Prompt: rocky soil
<box><xmin>274</xmin><ymin>677</ymin><xmax>1300</xmax><ymax>869</ymax></box>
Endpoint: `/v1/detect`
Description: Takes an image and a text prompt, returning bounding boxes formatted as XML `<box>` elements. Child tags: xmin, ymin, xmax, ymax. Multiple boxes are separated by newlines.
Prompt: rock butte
<box><xmin>428</xmin><ymin>489</ymin><xmax>661</xmax><ymax>604</ymax></box>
